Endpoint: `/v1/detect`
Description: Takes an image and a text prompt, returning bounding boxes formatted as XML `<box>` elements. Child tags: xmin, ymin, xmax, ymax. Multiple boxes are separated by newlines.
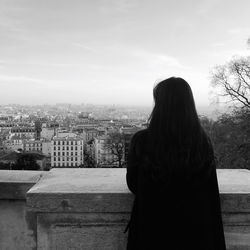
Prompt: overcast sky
<box><xmin>0</xmin><ymin>0</ymin><xmax>250</xmax><ymax>107</ymax></box>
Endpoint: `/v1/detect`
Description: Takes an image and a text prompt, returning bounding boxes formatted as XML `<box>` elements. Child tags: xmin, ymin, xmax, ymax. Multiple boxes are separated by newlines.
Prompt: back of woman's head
<box><xmin>149</xmin><ymin>77</ymin><xmax>199</xmax><ymax>137</ymax></box>
<box><xmin>144</xmin><ymin>77</ymin><xmax>212</xmax><ymax>183</ymax></box>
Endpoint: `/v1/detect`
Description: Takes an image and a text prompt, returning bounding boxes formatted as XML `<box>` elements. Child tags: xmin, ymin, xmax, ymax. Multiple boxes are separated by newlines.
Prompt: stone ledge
<box><xmin>217</xmin><ymin>169</ymin><xmax>250</xmax><ymax>193</ymax></box>
<box><xmin>27</xmin><ymin>168</ymin><xmax>133</xmax><ymax>213</ymax></box>
<box><xmin>24</xmin><ymin>168</ymin><xmax>250</xmax><ymax>250</ymax></box>
<box><xmin>0</xmin><ymin>170</ymin><xmax>45</xmax><ymax>199</ymax></box>
<box><xmin>26</xmin><ymin>168</ymin><xmax>250</xmax><ymax>213</ymax></box>
<box><xmin>27</xmin><ymin>168</ymin><xmax>129</xmax><ymax>193</ymax></box>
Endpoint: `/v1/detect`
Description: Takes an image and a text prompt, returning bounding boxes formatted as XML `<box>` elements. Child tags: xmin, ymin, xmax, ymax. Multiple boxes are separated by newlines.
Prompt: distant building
<box><xmin>42</xmin><ymin>141</ymin><xmax>51</xmax><ymax>156</ymax></box>
<box><xmin>74</xmin><ymin>123</ymin><xmax>99</xmax><ymax>130</ymax></box>
<box><xmin>119</xmin><ymin>125</ymin><xmax>141</xmax><ymax>135</ymax></box>
<box><xmin>56</xmin><ymin>131</ymin><xmax>77</xmax><ymax>138</ymax></box>
<box><xmin>47</xmin><ymin>122</ymin><xmax>60</xmax><ymax>129</ymax></box>
<box><xmin>0</xmin><ymin>116</ymin><xmax>10</xmax><ymax>123</ymax></box>
<box><xmin>0</xmin><ymin>123</ymin><xmax>16</xmax><ymax>132</ymax></box>
<box><xmin>51</xmin><ymin>134</ymin><xmax>84</xmax><ymax>167</ymax></box>
<box><xmin>82</xmin><ymin>128</ymin><xmax>104</xmax><ymax>143</ymax></box>
<box><xmin>10</xmin><ymin>127</ymin><xmax>35</xmax><ymax>139</ymax></box>
<box><xmin>23</xmin><ymin>139</ymin><xmax>42</xmax><ymax>153</ymax></box>
<box><xmin>41</xmin><ymin>127</ymin><xmax>55</xmax><ymax>140</ymax></box>
<box><xmin>7</xmin><ymin>135</ymin><xmax>27</xmax><ymax>151</ymax></box>
<box><xmin>78</xmin><ymin>112</ymin><xmax>90</xmax><ymax>121</ymax></box>
<box><xmin>23</xmin><ymin>139</ymin><xmax>51</xmax><ymax>157</ymax></box>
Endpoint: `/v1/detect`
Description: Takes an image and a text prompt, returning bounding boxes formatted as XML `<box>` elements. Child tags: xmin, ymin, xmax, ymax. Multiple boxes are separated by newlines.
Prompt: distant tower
<box><xmin>34</xmin><ymin>120</ymin><xmax>42</xmax><ymax>140</ymax></box>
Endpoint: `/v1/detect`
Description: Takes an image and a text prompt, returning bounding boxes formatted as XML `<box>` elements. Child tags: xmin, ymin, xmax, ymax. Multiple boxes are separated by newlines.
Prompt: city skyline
<box><xmin>0</xmin><ymin>0</ymin><xmax>250</xmax><ymax>107</ymax></box>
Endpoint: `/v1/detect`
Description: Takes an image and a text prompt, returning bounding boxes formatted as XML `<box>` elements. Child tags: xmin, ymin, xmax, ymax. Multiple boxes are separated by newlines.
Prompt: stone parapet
<box><xmin>0</xmin><ymin>170</ymin><xmax>45</xmax><ymax>250</ymax></box>
<box><xmin>26</xmin><ymin>168</ymin><xmax>250</xmax><ymax>250</ymax></box>
<box><xmin>0</xmin><ymin>170</ymin><xmax>44</xmax><ymax>199</ymax></box>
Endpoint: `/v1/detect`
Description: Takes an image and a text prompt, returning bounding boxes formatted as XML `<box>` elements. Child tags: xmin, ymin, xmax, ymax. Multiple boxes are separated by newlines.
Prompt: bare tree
<box><xmin>83</xmin><ymin>148</ymin><xmax>96</xmax><ymax>168</ymax></box>
<box><xmin>83</xmin><ymin>139</ymin><xmax>96</xmax><ymax>168</ymax></box>
<box><xmin>104</xmin><ymin>132</ymin><xmax>125</xmax><ymax>168</ymax></box>
<box><xmin>209</xmin><ymin>38</ymin><xmax>250</xmax><ymax>170</ymax></box>
<box><xmin>211</xmin><ymin>56</ymin><xmax>250</xmax><ymax>109</ymax></box>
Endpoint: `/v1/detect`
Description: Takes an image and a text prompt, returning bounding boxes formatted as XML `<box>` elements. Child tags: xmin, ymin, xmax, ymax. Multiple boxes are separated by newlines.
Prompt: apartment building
<box><xmin>23</xmin><ymin>139</ymin><xmax>51</xmax><ymax>156</ymax></box>
<box><xmin>10</xmin><ymin>127</ymin><xmax>35</xmax><ymax>139</ymax></box>
<box><xmin>51</xmin><ymin>134</ymin><xmax>84</xmax><ymax>167</ymax></box>
<box><xmin>24</xmin><ymin>139</ymin><xmax>42</xmax><ymax>152</ymax></box>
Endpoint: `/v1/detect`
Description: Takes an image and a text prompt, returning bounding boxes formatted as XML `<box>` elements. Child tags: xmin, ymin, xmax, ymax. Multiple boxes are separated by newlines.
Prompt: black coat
<box><xmin>126</xmin><ymin>129</ymin><xmax>226</xmax><ymax>250</ymax></box>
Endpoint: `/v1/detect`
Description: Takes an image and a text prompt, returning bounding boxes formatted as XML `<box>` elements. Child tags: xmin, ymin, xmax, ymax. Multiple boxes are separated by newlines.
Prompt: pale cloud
<box><xmin>226</xmin><ymin>27</ymin><xmax>250</xmax><ymax>46</ymax></box>
<box><xmin>0</xmin><ymin>73</ymin><xmax>68</xmax><ymax>94</ymax></box>
<box><xmin>0</xmin><ymin>22</ymin><xmax>24</xmax><ymax>33</ymax></box>
<box><xmin>71</xmin><ymin>43</ymin><xmax>96</xmax><ymax>53</ymax></box>
<box><xmin>211</xmin><ymin>42</ymin><xmax>225</xmax><ymax>47</ymax></box>
<box><xmin>209</xmin><ymin>49</ymin><xmax>250</xmax><ymax>62</ymax></box>
<box><xmin>227</xmin><ymin>27</ymin><xmax>250</xmax><ymax>35</ymax></box>
<box><xmin>110</xmin><ymin>46</ymin><xmax>189</xmax><ymax>70</ymax></box>
<box><xmin>70</xmin><ymin>42</ymin><xmax>188</xmax><ymax>72</ymax></box>
<box><xmin>0</xmin><ymin>74</ymin><xmax>43</xmax><ymax>84</ymax></box>
<box><xmin>0</xmin><ymin>60</ymin><xmax>6</xmax><ymax>69</ymax></box>
<box><xmin>0</xmin><ymin>60</ymin><xmax>86</xmax><ymax>68</ymax></box>
<box><xmin>196</xmin><ymin>0</ymin><xmax>219</xmax><ymax>14</ymax></box>
<box><xmin>172</xmin><ymin>17</ymin><xmax>194</xmax><ymax>30</ymax></box>
<box><xmin>99</xmin><ymin>0</ymin><xmax>134</xmax><ymax>14</ymax></box>
<box><xmin>0</xmin><ymin>2</ymin><xmax>27</xmax><ymax>34</ymax></box>
<box><xmin>151</xmin><ymin>54</ymin><xmax>190</xmax><ymax>69</ymax></box>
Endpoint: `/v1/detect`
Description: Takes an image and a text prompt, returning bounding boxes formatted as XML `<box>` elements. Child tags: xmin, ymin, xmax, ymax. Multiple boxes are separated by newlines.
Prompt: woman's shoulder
<box><xmin>131</xmin><ymin>128</ymin><xmax>148</xmax><ymax>142</ymax></box>
<box><xmin>129</xmin><ymin>129</ymin><xmax>148</xmax><ymax>151</ymax></box>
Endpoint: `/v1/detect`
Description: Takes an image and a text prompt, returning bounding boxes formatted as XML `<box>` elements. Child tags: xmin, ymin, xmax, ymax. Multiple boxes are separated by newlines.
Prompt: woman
<box><xmin>126</xmin><ymin>77</ymin><xmax>226</xmax><ymax>250</ymax></box>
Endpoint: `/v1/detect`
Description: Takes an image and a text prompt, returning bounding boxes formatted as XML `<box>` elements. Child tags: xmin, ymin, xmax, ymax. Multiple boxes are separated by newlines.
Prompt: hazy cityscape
<box><xmin>0</xmin><ymin>0</ymin><xmax>249</xmax><ymax>171</ymax></box>
<box><xmin>0</xmin><ymin>101</ymin><xmax>228</xmax><ymax>171</ymax></box>
<box><xmin>0</xmin><ymin>103</ymin><xmax>145</xmax><ymax>169</ymax></box>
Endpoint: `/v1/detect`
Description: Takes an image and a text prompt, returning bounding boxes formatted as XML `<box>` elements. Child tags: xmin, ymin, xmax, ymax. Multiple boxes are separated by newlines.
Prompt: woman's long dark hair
<box><xmin>145</xmin><ymin>77</ymin><xmax>211</xmax><ymax>183</ymax></box>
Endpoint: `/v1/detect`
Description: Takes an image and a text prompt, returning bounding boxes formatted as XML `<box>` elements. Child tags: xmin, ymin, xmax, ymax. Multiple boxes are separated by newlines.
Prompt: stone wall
<box><xmin>0</xmin><ymin>170</ymin><xmax>45</xmax><ymax>250</ymax></box>
<box><xmin>1</xmin><ymin>169</ymin><xmax>250</xmax><ymax>250</ymax></box>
